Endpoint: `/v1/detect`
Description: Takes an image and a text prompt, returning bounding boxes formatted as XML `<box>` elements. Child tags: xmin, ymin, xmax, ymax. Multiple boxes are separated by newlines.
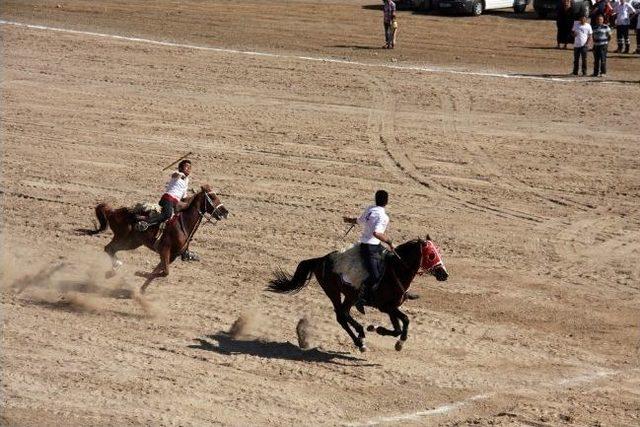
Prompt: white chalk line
<box><xmin>345</xmin><ymin>368</ymin><xmax>621</xmax><ymax>426</ymax></box>
<box><xmin>0</xmin><ymin>19</ymin><xmax>628</xmax><ymax>85</ymax></box>
<box><xmin>344</xmin><ymin>393</ymin><xmax>488</xmax><ymax>427</ymax></box>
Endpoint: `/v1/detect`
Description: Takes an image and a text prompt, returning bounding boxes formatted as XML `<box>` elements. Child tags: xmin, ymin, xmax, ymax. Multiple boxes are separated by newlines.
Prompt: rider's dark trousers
<box><xmin>147</xmin><ymin>197</ymin><xmax>175</xmax><ymax>226</ymax></box>
<box><xmin>360</xmin><ymin>243</ymin><xmax>384</xmax><ymax>295</ymax></box>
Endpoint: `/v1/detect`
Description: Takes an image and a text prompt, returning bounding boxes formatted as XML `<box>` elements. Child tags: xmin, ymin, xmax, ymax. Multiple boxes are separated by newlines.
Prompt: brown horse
<box><xmin>268</xmin><ymin>237</ymin><xmax>448</xmax><ymax>352</ymax></box>
<box><xmin>88</xmin><ymin>185</ymin><xmax>228</xmax><ymax>292</ymax></box>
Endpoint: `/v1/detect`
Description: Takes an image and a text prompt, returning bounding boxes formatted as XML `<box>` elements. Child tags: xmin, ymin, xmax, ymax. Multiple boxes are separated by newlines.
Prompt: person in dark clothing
<box><xmin>557</xmin><ymin>0</ymin><xmax>575</xmax><ymax>49</ymax></box>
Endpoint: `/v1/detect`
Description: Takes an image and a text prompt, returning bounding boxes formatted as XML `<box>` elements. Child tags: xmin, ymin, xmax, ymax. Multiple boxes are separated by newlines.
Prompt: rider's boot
<box><xmin>181</xmin><ymin>250</ymin><xmax>200</xmax><ymax>262</ymax></box>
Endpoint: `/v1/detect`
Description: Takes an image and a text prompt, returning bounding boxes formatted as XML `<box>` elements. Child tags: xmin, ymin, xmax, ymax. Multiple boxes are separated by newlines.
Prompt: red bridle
<box><xmin>418</xmin><ymin>240</ymin><xmax>444</xmax><ymax>275</ymax></box>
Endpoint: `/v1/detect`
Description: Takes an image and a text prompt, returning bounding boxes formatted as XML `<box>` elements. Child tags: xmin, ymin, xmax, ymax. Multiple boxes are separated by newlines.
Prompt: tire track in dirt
<box><xmin>549</xmin><ymin>215</ymin><xmax>640</xmax><ymax>290</ymax></box>
<box><xmin>363</xmin><ymin>73</ymin><xmax>545</xmax><ymax>226</ymax></box>
<box><xmin>438</xmin><ymin>90</ymin><xmax>596</xmax><ymax>216</ymax></box>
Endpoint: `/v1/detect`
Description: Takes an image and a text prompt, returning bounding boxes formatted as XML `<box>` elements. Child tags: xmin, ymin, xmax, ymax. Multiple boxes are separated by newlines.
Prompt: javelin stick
<box><xmin>162</xmin><ymin>151</ymin><xmax>193</xmax><ymax>171</ymax></box>
<box><xmin>342</xmin><ymin>223</ymin><xmax>356</xmax><ymax>239</ymax></box>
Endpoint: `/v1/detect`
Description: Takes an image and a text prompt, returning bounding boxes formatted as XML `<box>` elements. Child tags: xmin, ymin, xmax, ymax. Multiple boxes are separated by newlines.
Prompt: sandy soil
<box><xmin>1</xmin><ymin>1</ymin><xmax>639</xmax><ymax>426</ymax></box>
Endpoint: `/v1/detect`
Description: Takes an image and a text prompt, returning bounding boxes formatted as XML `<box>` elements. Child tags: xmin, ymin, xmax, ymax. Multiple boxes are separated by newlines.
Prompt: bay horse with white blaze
<box><xmin>268</xmin><ymin>236</ymin><xmax>448</xmax><ymax>352</ymax></box>
<box><xmin>88</xmin><ymin>185</ymin><xmax>228</xmax><ymax>292</ymax></box>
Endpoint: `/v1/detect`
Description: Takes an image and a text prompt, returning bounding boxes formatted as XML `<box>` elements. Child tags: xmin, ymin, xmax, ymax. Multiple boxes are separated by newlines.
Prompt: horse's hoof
<box><xmin>113</xmin><ymin>260</ymin><xmax>123</xmax><ymax>269</ymax></box>
<box><xmin>359</xmin><ymin>344</ymin><xmax>368</xmax><ymax>353</ymax></box>
<box><xmin>395</xmin><ymin>339</ymin><xmax>405</xmax><ymax>351</ymax></box>
<box><xmin>366</xmin><ymin>325</ymin><xmax>376</xmax><ymax>332</ymax></box>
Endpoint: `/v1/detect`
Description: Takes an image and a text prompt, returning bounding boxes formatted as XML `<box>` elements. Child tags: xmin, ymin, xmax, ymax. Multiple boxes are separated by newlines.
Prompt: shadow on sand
<box><xmin>509</xmin><ymin>72</ymin><xmax>640</xmax><ymax>85</ymax></box>
<box><xmin>329</xmin><ymin>44</ymin><xmax>386</xmax><ymax>50</ymax></box>
<box><xmin>189</xmin><ymin>332</ymin><xmax>380</xmax><ymax>366</ymax></box>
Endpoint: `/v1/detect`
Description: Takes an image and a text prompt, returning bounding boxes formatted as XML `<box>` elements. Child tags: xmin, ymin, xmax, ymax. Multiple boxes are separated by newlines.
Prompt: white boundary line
<box><xmin>344</xmin><ymin>393</ymin><xmax>489</xmax><ymax>427</ymax></box>
<box><xmin>1</xmin><ymin>19</ymin><xmax>630</xmax><ymax>85</ymax></box>
<box><xmin>345</xmin><ymin>368</ymin><xmax>620</xmax><ymax>426</ymax></box>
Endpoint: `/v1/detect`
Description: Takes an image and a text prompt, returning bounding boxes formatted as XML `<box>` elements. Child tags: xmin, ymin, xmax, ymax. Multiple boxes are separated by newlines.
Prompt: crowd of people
<box><xmin>558</xmin><ymin>0</ymin><xmax>639</xmax><ymax>77</ymax></box>
<box><xmin>381</xmin><ymin>0</ymin><xmax>637</xmax><ymax>77</ymax></box>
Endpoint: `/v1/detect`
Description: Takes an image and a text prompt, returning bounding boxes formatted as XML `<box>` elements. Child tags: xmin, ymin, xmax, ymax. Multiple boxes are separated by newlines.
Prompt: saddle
<box><xmin>129</xmin><ymin>202</ymin><xmax>178</xmax><ymax>248</ymax></box>
<box><xmin>328</xmin><ymin>244</ymin><xmax>390</xmax><ymax>289</ymax></box>
<box><xmin>129</xmin><ymin>202</ymin><xmax>164</xmax><ymax>222</ymax></box>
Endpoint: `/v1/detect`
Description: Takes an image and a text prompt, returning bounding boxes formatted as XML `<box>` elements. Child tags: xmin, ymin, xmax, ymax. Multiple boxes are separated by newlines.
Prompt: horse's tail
<box><xmin>90</xmin><ymin>203</ymin><xmax>112</xmax><ymax>235</ymax></box>
<box><xmin>268</xmin><ymin>257</ymin><xmax>323</xmax><ymax>294</ymax></box>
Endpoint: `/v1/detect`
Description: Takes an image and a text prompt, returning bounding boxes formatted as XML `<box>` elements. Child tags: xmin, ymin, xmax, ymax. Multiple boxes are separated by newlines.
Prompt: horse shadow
<box><xmin>189</xmin><ymin>332</ymin><xmax>379</xmax><ymax>366</ymax></box>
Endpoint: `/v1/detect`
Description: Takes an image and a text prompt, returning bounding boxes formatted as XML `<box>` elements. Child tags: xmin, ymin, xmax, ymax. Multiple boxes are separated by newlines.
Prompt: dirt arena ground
<box><xmin>2</xmin><ymin>1</ymin><xmax>639</xmax><ymax>425</ymax></box>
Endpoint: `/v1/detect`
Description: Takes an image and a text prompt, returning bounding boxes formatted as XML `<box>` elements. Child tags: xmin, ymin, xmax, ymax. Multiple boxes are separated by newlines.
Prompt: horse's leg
<box><xmin>139</xmin><ymin>262</ymin><xmax>163</xmax><ymax>294</ymax></box>
<box><xmin>392</xmin><ymin>307</ymin><xmax>410</xmax><ymax>351</ymax></box>
<box><xmin>139</xmin><ymin>249</ymin><xmax>171</xmax><ymax>294</ymax></box>
<box><xmin>368</xmin><ymin>311</ymin><xmax>402</xmax><ymax>338</ymax></box>
<box><xmin>335</xmin><ymin>308</ymin><xmax>367</xmax><ymax>352</ymax></box>
<box><xmin>320</xmin><ymin>276</ymin><xmax>366</xmax><ymax>352</ymax></box>
<box><xmin>342</xmin><ymin>294</ymin><xmax>366</xmax><ymax>341</ymax></box>
<box><xmin>105</xmin><ymin>240</ymin><xmax>123</xmax><ymax>269</ymax></box>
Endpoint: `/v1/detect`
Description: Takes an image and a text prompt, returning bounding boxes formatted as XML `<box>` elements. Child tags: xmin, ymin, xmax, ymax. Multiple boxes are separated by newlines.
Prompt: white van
<box><xmin>436</xmin><ymin>0</ymin><xmax>529</xmax><ymax>15</ymax></box>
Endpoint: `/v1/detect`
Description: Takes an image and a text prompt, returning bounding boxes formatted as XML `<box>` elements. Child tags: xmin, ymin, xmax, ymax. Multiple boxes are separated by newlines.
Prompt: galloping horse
<box><xmin>87</xmin><ymin>185</ymin><xmax>228</xmax><ymax>292</ymax></box>
<box><xmin>268</xmin><ymin>237</ymin><xmax>448</xmax><ymax>352</ymax></box>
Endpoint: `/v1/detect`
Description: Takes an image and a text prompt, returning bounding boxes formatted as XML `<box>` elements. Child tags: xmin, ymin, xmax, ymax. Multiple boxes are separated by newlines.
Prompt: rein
<box><xmin>178</xmin><ymin>192</ymin><xmax>225</xmax><ymax>254</ymax></box>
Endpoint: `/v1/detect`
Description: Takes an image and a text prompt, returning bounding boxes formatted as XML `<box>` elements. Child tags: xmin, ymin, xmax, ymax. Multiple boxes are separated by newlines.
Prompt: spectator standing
<box><xmin>592</xmin><ymin>14</ymin><xmax>612</xmax><ymax>76</ymax></box>
<box><xmin>572</xmin><ymin>15</ymin><xmax>593</xmax><ymax>76</ymax></box>
<box><xmin>613</xmin><ymin>0</ymin><xmax>637</xmax><ymax>53</ymax></box>
<box><xmin>557</xmin><ymin>0</ymin><xmax>575</xmax><ymax>49</ymax></box>
<box><xmin>382</xmin><ymin>0</ymin><xmax>397</xmax><ymax>49</ymax></box>
<box><xmin>590</xmin><ymin>0</ymin><xmax>614</xmax><ymax>25</ymax></box>
<box><xmin>636</xmin><ymin>8</ymin><xmax>640</xmax><ymax>53</ymax></box>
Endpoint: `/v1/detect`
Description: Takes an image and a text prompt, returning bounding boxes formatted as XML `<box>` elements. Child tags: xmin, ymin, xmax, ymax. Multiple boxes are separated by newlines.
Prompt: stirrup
<box><xmin>134</xmin><ymin>221</ymin><xmax>150</xmax><ymax>232</ymax></box>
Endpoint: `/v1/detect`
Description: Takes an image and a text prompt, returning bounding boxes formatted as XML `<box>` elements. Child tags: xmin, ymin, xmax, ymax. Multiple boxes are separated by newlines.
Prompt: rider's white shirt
<box><xmin>164</xmin><ymin>172</ymin><xmax>189</xmax><ymax>201</ymax></box>
<box><xmin>357</xmin><ymin>205</ymin><xmax>389</xmax><ymax>245</ymax></box>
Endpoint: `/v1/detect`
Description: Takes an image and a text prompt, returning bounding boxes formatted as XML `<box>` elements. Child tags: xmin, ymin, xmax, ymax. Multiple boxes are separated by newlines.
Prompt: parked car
<box><xmin>434</xmin><ymin>0</ymin><xmax>530</xmax><ymax>16</ymax></box>
<box><xmin>533</xmin><ymin>0</ymin><xmax>591</xmax><ymax>19</ymax></box>
<box><xmin>394</xmin><ymin>0</ymin><xmax>433</xmax><ymax>10</ymax></box>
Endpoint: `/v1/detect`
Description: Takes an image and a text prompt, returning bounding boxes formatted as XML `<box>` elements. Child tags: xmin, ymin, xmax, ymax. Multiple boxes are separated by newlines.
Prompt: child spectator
<box><xmin>572</xmin><ymin>15</ymin><xmax>593</xmax><ymax>76</ymax></box>
<box><xmin>592</xmin><ymin>14</ymin><xmax>612</xmax><ymax>77</ymax></box>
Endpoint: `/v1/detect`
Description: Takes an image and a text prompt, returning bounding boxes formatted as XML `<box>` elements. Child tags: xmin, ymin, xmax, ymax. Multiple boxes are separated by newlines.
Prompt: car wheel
<box><xmin>514</xmin><ymin>3</ymin><xmax>526</xmax><ymax>13</ymax></box>
<box><xmin>471</xmin><ymin>0</ymin><xmax>483</xmax><ymax>15</ymax></box>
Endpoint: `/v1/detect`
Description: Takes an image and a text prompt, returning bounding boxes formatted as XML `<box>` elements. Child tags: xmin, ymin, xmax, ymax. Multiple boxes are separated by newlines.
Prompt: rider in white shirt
<box><xmin>343</xmin><ymin>190</ymin><xmax>394</xmax><ymax>314</ymax></box>
<box><xmin>135</xmin><ymin>159</ymin><xmax>199</xmax><ymax>261</ymax></box>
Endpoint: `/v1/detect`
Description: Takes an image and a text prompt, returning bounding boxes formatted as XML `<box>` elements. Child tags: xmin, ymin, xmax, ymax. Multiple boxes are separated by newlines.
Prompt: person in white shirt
<box><xmin>572</xmin><ymin>15</ymin><xmax>594</xmax><ymax>76</ymax></box>
<box><xmin>135</xmin><ymin>159</ymin><xmax>199</xmax><ymax>261</ymax></box>
<box><xmin>613</xmin><ymin>0</ymin><xmax>637</xmax><ymax>52</ymax></box>
<box><xmin>343</xmin><ymin>190</ymin><xmax>394</xmax><ymax>314</ymax></box>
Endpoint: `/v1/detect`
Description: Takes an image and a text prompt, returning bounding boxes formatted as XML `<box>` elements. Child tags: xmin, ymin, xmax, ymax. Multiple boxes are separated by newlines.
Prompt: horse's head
<box><xmin>201</xmin><ymin>185</ymin><xmax>229</xmax><ymax>221</ymax></box>
<box><xmin>419</xmin><ymin>235</ymin><xmax>448</xmax><ymax>281</ymax></box>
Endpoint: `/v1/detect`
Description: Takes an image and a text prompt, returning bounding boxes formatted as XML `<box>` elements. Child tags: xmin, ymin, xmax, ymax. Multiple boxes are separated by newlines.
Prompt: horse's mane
<box><xmin>186</xmin><ymin>184</ymin><xmax>214</xmax><ymax>208</ymax></box>
<box><xmin>397</xmin><ymin>239</ymin><xmax>423</xmax><ymax>250</ymax></box>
